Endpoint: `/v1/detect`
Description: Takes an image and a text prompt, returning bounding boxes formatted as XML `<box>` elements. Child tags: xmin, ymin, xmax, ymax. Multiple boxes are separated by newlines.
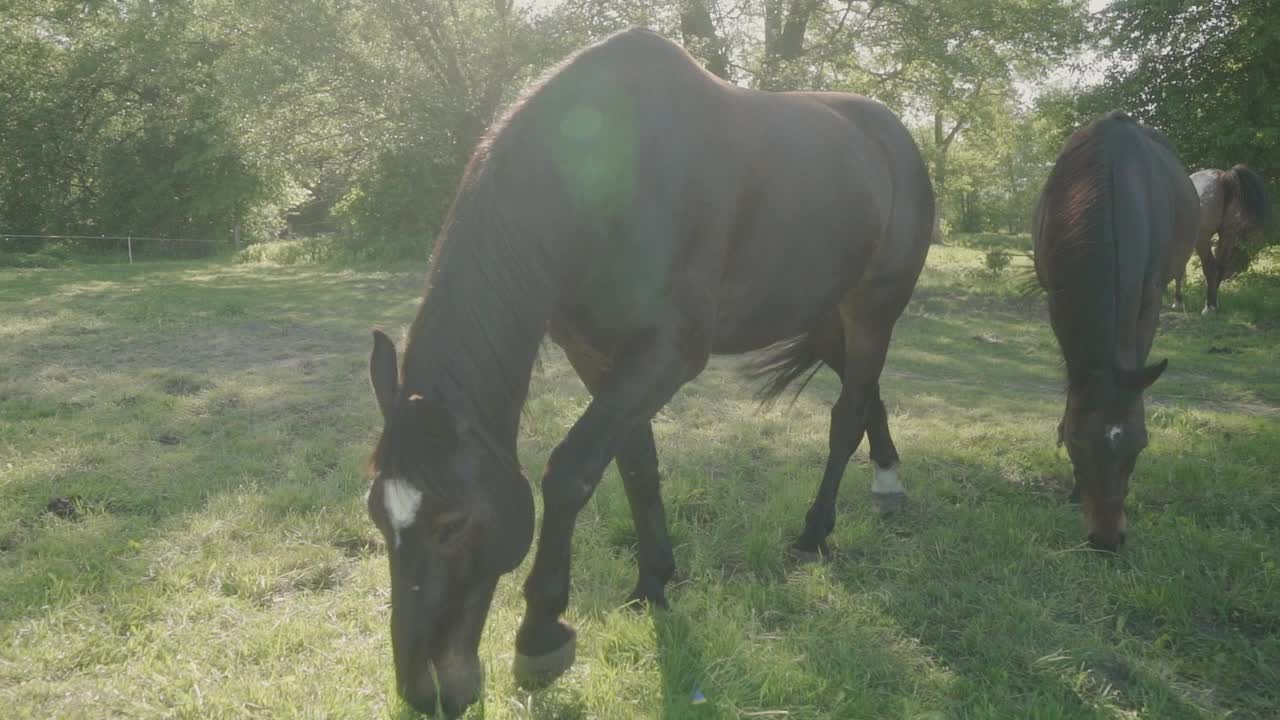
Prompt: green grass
<box><xmin>1</xmin><ymin>249</ymin><xmax>1277</xmax><ymax>719</ymax></box>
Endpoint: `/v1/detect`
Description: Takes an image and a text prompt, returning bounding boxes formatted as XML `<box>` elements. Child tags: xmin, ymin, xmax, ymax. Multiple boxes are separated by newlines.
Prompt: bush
<box><xmin>0</xmin><ymin>245</ymin><xmax>74</xmax><ymax>268</ymax></box>
<box><xmin>984</xmin><ymin>249</ymin><xmax>1012</xmax><ymax>275</ymax></box>
<box><xmin>330</xmin><ymin>146</ymin><xmax>454</xmax><ymax>262</ymax></box>
<box><xmin>233</xmin><ymin>237</ymin><xmax>338</xmax><ymax>265</ymax></box>
<box><xmin>948</xmin><ymin>232</ymin><xmax>1032</xmax><ymax>252</ymax></box>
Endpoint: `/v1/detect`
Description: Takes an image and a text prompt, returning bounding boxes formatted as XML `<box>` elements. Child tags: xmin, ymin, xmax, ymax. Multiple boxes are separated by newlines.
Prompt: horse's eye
<box><xmin>434</xmin><ymin>515</ymin><xmax>467</xmax><ymax>546</ymax></box>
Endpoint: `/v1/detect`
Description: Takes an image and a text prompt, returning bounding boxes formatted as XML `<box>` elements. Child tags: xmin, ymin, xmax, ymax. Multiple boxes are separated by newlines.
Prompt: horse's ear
<box><xmin>370</xmin><ymin>330</ymin><xmax>399</xmax><ymax>422</ymax></box>
<box><xmin>1116</xmin><ymin>359</ymin><xmax>1168</xmax><ymax>391</ymax></box>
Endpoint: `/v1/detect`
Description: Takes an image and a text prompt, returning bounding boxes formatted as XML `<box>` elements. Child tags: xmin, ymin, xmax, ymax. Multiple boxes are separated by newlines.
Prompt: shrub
<box><xmin>984</xmin><ymin>249</ymin><xmax>1012</xmax><ymax>275</ymax></box>
<box><xmin>233</xmin><ymin>237</ymin><xmax>338</xmax><ymax>266</ymax></box>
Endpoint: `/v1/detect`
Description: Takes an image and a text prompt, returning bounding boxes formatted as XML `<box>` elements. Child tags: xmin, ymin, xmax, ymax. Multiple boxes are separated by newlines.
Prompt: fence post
<box><xmin>127</xmin><ymin>234</ymin><xmax>133</xmax><ymax>264</ymax></box>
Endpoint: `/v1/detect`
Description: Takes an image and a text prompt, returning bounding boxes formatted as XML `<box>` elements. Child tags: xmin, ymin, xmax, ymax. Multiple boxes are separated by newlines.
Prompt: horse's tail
<box><xmin>745</xmin><ymin>332</ymin><xmax>824</xmax><ymax>408</ymax></box>
<box><xmin>1222</xmin><ymin>164</ymin><xmax>1272</xmax><ymax>229</ymax></box>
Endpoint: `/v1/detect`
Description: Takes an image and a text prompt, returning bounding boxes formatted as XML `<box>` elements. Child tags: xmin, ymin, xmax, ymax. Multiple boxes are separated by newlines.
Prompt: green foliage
<box><xmin>233</xmin><ymin>237</ymin><xmax>339</xmax><ymax>266</ymax></box>
<box><xmin>1080</xmin><ymin>0</ymin><xmax>1280</xmax><ymax>256</ymax></box>
<box><xmin>0</xmin><ymin>2</ymin><xmax>293</xmax><ymax>241</ymax></box>
<box><xmin>0</xmin><ymin>246</ymin><xmax>71</xmax><ymax>268</ymax></box>
<box><xmin>983</xmin><ymin>249</ymin><xmax>1012</xmax><ymax>275</ymax></box>
<box><xmin>2</xmin><ymin>0</ymin><xmax>1095</xmax><ymax>258</ymax></box>
<box><xmin>329</xmin><ymin>148</ymin><xmax>454</xmax><ymax>261</ymax></box>
<box><xmin>948</xmin><ymin>232</ymin><xmax>1033</xmax><ymax>252</ymax></box>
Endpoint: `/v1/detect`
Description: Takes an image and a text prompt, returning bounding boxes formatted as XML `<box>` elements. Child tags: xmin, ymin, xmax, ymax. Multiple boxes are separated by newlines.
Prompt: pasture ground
<box><xmin>1</xmin><ymin>242</ymin><xmax>1278</xmax><ymax>719</ymax></box>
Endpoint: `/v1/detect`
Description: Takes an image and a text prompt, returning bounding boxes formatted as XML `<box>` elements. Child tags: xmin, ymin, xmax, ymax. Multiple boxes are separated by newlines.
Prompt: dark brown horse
<box><xmin>364</xmin><ymin>28</ymin><xmax>934</xmax><ymax>717</ymax></box>
<box><xmin>1034</xmin><ymin>112</ymin><xmax>1197</xmax><ymax>552</ymax></box>
<box><xmin>1172</xmin><ymin>165</ymin><xmax>1272</xmax><ymax>313</ymax></box>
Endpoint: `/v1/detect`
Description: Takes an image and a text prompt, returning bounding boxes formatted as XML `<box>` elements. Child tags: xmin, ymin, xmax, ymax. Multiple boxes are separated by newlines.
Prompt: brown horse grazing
<box><xmin>1034</xmin><ymin>112</ymin><xmax>1197</xmax><ymax>552</ymax></box>
<box><xmin>364</xmin><ymin>28</ymin><xmax>934</xmax><ymax>717</ymax></box>
<box><xmin>1172</xmin><ymin>165</ymin><xmax>1272</xmax><ymax>313</ymax></box>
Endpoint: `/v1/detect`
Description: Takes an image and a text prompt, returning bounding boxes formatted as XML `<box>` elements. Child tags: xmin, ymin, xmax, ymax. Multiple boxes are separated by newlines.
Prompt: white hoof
<box><xmin>871</xmin><ymin>463</ymin><xmax>906</xmax><ymax>515</ymax></box>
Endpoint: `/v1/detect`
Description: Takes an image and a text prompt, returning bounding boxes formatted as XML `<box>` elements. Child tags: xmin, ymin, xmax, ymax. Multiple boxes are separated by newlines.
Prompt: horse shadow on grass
<box><xmin>628</xmin><ymin>441</ymin><xmax>1230</xmax><ymax>718</ymax></box>
<box><xmin>571</xmin><ymin>315</ymin><xmax>1268</xmax><ymax>717</ymax></box>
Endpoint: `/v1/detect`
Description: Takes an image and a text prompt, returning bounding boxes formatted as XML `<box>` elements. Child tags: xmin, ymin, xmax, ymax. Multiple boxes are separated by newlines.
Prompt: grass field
<box><xmin>2</xmin><ymin>245</ymin><xmax>1278</xmax><ymax>719</ymax></box>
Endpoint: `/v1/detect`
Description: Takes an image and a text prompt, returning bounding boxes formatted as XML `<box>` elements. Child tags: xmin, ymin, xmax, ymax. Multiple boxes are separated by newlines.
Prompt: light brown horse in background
<box><xmin>1172</xmin><ymin>165</ymin><xmax>1271</xmax><ymax>313</ymax></box>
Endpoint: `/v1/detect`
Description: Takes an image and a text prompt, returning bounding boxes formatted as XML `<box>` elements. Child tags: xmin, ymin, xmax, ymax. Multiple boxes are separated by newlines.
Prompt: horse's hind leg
<box><xmin>864</xmin><ymin>385</ymin><xmax>905</xmax><ymax>515</ymax></box>
<box><xmin>812</xmin><ymin>317</ymin><xmax>904</xmax><ymax>517</ymax></box>
<box><xmin>794</xmin><ymin>291</ymin><xmax>900</xmax><ymax>559</ymax></box>
<box><xmin>1198</xmin><ymin>231</ymin><xmax>1221</xmax><ymax>313</ymax></box>
<box><xmin>1171</xmin><ymin>270</ymin><xmax>1185</xmax><ymax>311</ymax></box>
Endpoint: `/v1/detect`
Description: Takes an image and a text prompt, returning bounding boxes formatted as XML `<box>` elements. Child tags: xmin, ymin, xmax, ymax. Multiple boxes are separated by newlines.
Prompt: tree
<box><xmin>1077</xmin><ymin>0</ymin><xmax>1280</xmax><ymax>264</ymax></box>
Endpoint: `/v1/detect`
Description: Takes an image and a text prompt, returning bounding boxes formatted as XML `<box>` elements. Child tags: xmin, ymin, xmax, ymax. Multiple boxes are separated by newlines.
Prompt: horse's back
<box><xmin>492</xmin><ymin>29</ymin><xmax>930</xmax><ymax>354</ymax></box>
<box><xmin>1036</xmin><ymin>113</ymin><xmax>1195</xmax><ymax>374</ymax></box>
<box><xmin>1112</xmin><ymin>122</ymin><xmax>1197</xmax><ymax>287</ymax></box>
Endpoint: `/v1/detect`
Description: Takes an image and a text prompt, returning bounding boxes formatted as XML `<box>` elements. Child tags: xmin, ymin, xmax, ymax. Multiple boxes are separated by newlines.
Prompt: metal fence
<box><xmin>0</xmin><ymin>233</ymin><xmax>222</xmax><ymax>264</ymax></box>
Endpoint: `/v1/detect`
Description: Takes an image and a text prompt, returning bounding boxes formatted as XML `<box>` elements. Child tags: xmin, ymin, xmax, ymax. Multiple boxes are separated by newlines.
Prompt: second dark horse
<box><xmin>364</xmin><ymin>29</ymin><xmax>934</xmax><ymax>717</ymax></box>
<box><xmin>1034</xmin><ymin>112</ymin><xmax>1197</xmax><ymax>552</ymax></box>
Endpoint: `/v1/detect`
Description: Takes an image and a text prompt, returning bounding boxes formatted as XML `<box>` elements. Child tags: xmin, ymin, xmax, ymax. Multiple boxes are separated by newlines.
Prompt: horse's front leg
<box><xmin>1218</xmin><ymin>228</ymin><xmax>1238</xmax><ymax>284</ymax></box>
<box><xmin>513</xmin><ymin>323</ymin><xmax>703</xmax><ymax>688</ymax></box>
<box><xmin>1197</xmin><ymin>233</ymin><xmax>1221</xmax><ymax>313</ymax></box>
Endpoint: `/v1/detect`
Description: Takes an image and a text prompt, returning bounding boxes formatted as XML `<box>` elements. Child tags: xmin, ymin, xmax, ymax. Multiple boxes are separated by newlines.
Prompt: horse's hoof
<box><xmin>872</xmin><ymin>491</ymin><xmax>906</xmax><ymax>516</ymax></box>
<box><xmin>788</xmin><ymin>546</ymin><xmax>822</xmax><ymax>564</ymax></box>
<box><xmin>788</xmin><ymin>538</ymin><xmax>830</xmax><ymax>563</ymax></box>
<box><xmin>1170</xmin><ymin>302</ymin><xmax>1183</xmax><ymax>312</ymax></box>
<box><xmin>1202</xmin><ymin>305</ymin><xmax>1217</xmax><ymax>315</ymax></box>
<box><xmin>513</xmin><ymin>622</ymin><xmax>576</xmax><ymax>689</ymax></box>
<box><xmin>624</xmin><ymin>587</ymin><xmax>669</xmax><ymax>611</ymax></box>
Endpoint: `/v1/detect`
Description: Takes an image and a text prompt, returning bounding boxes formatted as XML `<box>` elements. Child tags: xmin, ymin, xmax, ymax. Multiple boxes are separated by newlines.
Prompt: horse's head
<box><xmin>366</xmin><ymin>330</ymin><xmax>534</xmax><ymax>717</ymax></box>
<box><xmin>1062</xmin><ymin>360</ymin><xmax>1167</xmax><ymax>552</ymax></box>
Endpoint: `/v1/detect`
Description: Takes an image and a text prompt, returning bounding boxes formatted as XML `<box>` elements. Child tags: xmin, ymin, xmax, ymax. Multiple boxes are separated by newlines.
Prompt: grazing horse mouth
<box><xmin>402</xmin><ymin>655</ymin><xmax>483</xmax><ymax>718</ymax></box>
<box><xmin>396</xmin><ymin>579</ymin><xmax>496</xmax><ymax>716</ymax></box>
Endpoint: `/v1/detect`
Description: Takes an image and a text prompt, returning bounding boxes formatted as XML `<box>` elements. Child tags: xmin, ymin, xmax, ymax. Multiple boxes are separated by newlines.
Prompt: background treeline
<box><xmin>1</xmin><ymin>0</ymin><xmax>1276</xmax><ymax>260</ymax></box>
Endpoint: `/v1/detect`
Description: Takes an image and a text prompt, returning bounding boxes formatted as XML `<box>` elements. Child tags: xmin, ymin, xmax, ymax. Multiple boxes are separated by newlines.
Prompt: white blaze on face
<box><xmin>872</xmin><ymin>462</ymin><xmax>905</xmax><ymax>495</ymax></box>
<box><xmin>383</xmin><ymin>477</ymin><xmax>422</xmax><ymax>549</ymax></box>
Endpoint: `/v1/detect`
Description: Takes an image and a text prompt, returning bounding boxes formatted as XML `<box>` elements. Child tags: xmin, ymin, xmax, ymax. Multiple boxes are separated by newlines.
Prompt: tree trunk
<box><xmin>680</xmin><ymin>0</ymin><xmax>730</xmax><ymax>80</ymax></box>
<box><xmin>761</xmin><ymin>0</ymin><xmax>816</xmax><ymax>89</ymax></box>
<box><xmin>932</xmin><ymin>110</ymin><xmax>966</xmax><ymax>244</ymax></box>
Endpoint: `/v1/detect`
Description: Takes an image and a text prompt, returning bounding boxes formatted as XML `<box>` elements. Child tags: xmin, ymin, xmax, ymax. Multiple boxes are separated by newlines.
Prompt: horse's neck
<box><xmin>402</xmin><ymin>231</ymin><xmax>552</xmax><ymax>445</ymax></box>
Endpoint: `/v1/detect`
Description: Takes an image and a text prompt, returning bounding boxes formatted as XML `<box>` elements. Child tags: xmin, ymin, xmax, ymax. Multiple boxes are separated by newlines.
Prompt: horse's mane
<box><xmin>375</xmin><ymin>29</ymin><xmax>700</xmax><ymax>481</ymax></box>
<box><xmin>1037</xmin><ymin>111</ymin><xmax>1136</xmax><ymax>387</ymax></box>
